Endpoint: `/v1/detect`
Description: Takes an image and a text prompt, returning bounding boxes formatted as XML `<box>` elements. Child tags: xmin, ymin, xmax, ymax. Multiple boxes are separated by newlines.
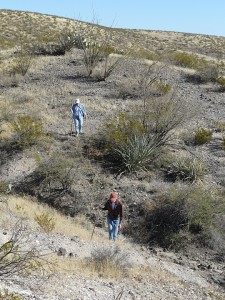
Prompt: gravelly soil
<box><xmin>0</xmin><ymin>46</ymin><xmax>225</xmax><ymax>299</ymax></box>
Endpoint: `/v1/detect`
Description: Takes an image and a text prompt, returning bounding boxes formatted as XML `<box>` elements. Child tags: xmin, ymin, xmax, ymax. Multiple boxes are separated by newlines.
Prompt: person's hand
<box><xmin>119</xmin><ymin>223</ymin><xmax>122</xmax><ymax>230</ymax></box>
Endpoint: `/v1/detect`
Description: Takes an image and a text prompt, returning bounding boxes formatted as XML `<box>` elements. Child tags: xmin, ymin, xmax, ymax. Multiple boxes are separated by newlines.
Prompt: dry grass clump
<box><xmin>83</xmin><ymin>245</ymin><xmax>132</xmax><ymax>279</ymax></box>
<box><xmin>162</xmin><ymin>154</ymin><xmax>206</xmax><ymax>183</ymax></box>
<box><xmin>5</xmin><ymin>195</ymin><xmax>93</xmax><ymax>240</ymax></box>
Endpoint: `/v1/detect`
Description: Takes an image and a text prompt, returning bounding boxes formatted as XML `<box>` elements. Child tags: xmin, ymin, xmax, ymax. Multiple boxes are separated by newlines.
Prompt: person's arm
<box><xmin>99</xmin><ymin>201</ymin><xmax>108</xmax><ymax>210</ymax></box>
<box><xmin>81</xmin><ymin>104</ymin><xmax>87</xmax><ymax>118</ymax></box>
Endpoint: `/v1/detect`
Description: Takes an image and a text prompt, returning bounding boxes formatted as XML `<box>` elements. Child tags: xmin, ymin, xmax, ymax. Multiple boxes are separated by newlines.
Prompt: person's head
<box><xmin>109</xmin><ymin>192</ymin><xmax>118</xmax><ymax>203</ymax></box>
<box><xmin>75</xmin><ymin>98</ymin><xmax>80</xmax><ymax>104</ymax></box>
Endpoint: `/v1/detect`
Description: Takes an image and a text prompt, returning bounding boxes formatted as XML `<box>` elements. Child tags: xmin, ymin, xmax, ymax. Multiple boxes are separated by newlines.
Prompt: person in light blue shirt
<box><xmin>71</xmin><ymin>98</ymin><xmax>87</xmax><ymax>136</ymax></box>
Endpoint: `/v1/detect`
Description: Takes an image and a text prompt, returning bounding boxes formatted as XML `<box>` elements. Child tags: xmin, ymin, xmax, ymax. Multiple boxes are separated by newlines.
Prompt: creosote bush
<box><xmin>172</xmin><ymin>51</ymin><xmax>201</xmax><ymax>68</ymax></box>
<box><xmin>11</xmin><ymin>115</ymin><xmax>44</xmax><ymax>149</ymax></box>
<box><xmin>194</xmin><ymin>127</ymin><xmax>213</xmax><ymax>145</ymax></box>
<box><xmin>105</xmin><ymin>112</ymin><xmax>145</xmax><ymax>147</ymax></box>
<box><xmin>35</xmin><ymin>152</ymin><xmax>76</xmax><ymax>192</ymax></box>
<box><xmin>140</xmin><ymin>186</ymin><xmax>225</xmax><ymax>249</ymax></box>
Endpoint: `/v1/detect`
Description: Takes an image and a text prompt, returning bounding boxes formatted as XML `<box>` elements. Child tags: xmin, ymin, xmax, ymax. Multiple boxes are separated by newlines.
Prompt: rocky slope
<box><xmin>0</xmin><ymin>10</ymin><xmax>225</xmax><ymax>300</ymax></box>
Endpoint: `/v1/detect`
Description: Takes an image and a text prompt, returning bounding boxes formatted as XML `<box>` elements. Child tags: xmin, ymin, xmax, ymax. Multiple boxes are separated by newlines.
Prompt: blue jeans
<box><xmin>107</xmin><ymin>216</ymin><xmax>120</xmax><ymax>241</ymax></box>
<box><xmin>73</xmin><ymin>116</ymin><xmax>84</xmax><ymax>135</ymax></box>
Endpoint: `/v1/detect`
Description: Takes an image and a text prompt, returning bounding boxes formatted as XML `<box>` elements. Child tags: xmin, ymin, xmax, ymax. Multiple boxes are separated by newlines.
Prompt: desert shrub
<box><xmin>34</xmin><ymin>212</ymin><xmax>56</xmax><ymax>233</ymax></box>
<box><xmin>196</xmin><ymin>63</ymin><xmax>219</xmax><ymax>83</ymax></box>
<box><xmin>129</xmin><ymin>48</ymin><xmax>160</xmax><ymax>61</ymax></box>
<box><xmin>104</xmin><ymin>88</ymin><xmax>193</xmax><ymax>173</ymax></box>
<box><xmin>57</xmin><ymin>26</ymin><xmax>79</xmax><ymax>53</ymax></box>
<box><xmin>114</xmin><ymin>135</ymin><xmax>159</xmax><ymax>173</ymax></box>
<box><xmin>72</xmin><ymin>22</ymin><xmax>124</xmax><ymax>80</ymax></box>
<box><xmin>142</xmin><ymin>186</ymin><xmax>225</xmax><ymax>249</ymax></box>
<box><xmin>105</xmin><ymin>112</ymin><xmax>145</xmax><ymax>147</ymax></box>
<box><xmin>194</xmin><ymin>127</ymin><xmax>213</xmax><ymax>145</ymax></box>
<box><xmin>172</xmin><ymin>51</ymin><xmax>200</xmax><ymax>68</ymax></box>
<box><xmin>11</xmin><ymin>54</ymin><xmax>33</xmax><ymax>76</ymax></box>
<box><xmin>163</xmin><ymin>155</ymin><xmax>206</xmax><ymax>183</ymax></box>
<box><xmin>11</xmin><ymin>39</ymin><xmax>33</xmax><ymax>76</ymax></box>
<box><xmin>216</xmin><ymin>76</ymin><xmax>225</xmax><ymax>91</ymax></box>
<box><xmin>0</xmin><ymin>180</ymin><xmax>8</xmax><ymax>194</ymax></box>
<box><xmin>30</xmin><ymin>42</ymin><xmax>67</xmax><ymax>56</ymax></box>
<box><xmin>85</xmin><ymin>245</ymin><xmax>131</xmax><ymax>276</ymax></box>
<box><xmin>35</xmin><ymin>153</ymin><xmax>75</xmax><ymax>191</ymax></box>
<box><xmin>10</xmin><ymin>115</ymin><xmax>44</xmax><ymax>149</ymax></box>
<box><xmin>0</xmin><ymin>290</ymin><xmax>22</xmax><ymax>300</ymax></box>
<box><xmin>152</xmin><ymin>80</ymin><xmax>170</xmax><ymax>96</ymax></box>
<box><xmin>0</xmin><ymin>221</ymin><xmax>50</xmax><ymax>278</ymax></box>
<box><xmin>213</xmin><ymin>120</ymin><xmax>225</xmax><ymax>132</ymax></box>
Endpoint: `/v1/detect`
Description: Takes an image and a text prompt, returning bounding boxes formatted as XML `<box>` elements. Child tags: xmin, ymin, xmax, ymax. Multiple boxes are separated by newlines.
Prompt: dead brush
<box><xmin>84</xmin><ymin>245</ymin><xmax>132</xmax><ymax>278</ymax></box>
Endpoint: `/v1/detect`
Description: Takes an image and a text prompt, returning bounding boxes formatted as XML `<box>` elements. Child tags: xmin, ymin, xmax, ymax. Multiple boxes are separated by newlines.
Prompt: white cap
<box><xmin>75</xmin><ymin>98</ymin><xmax>80</xmax><ymax>103</ymax></box>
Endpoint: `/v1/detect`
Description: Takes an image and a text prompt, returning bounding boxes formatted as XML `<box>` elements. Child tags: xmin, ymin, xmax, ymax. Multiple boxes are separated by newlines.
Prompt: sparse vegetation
<box><xmin>138</xmin><ymin>185</ymin><xmax>225</xmax><ymax>249</ymax></box>
<box><xmin>0</xmin><ymin>221</ymin><xmax>50</xmax><ymax>278</ymax></box>
<box><xmin>0</xmin><ymin>290</ymin><xmax>22</xmax><ymax>300</ymax></box>
<box><xmin>0</xmin><ymin>9</ymin><xmax>225</xmax><ymax>299</ymax></box>
<box><xmin>10</xmin><ymin>115</ymin><xmax>45</xmax><ymax>149</ymax></box>
<box><xmin>163</xmin><ymin>155</ymin><xmax>206</xmax><ymax>183</ymax></box>
<box><xmin>172</xmin><ymin>51</ymin><xmax>200</xmax><ymax>68</ymax></box>
<box><xmin>35</xmin><ymin>212</ymin><xmax>56</xmax><ymax>233</ymax></box>
<box><xmin>35</xmin><ymin>153</ymin><xmax>76</xmax><ymax>192</ymax></box>
<box><xmin>194</xmin><ymin>127</ymin><xmax>213</xmax><ymax>145</ymax></box>
<box><xmin>85</xmin><ymin>245</ymin><xmax>131</xmax><ymax>277</ymax></box>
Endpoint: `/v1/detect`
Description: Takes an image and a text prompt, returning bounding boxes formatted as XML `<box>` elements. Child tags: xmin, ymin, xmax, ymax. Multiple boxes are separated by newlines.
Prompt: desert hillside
<box><xmin>0</xmin><ymin>10</ymin><xmax>225</xmax><ymax>300</ymax></box>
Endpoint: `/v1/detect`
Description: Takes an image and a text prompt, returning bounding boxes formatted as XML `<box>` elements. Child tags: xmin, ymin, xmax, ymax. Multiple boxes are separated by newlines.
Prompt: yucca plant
<box><xmin>114</xmin><ymin>135</ymin><xmax>158</xmax><ymax>173</ymax></box>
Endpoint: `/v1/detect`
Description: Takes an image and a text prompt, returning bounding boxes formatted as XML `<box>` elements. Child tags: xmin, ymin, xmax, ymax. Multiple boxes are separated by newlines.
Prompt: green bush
<box><xmin>217</xmin><ymin>76</ymin><xmax>225</xmax><ymax>90</ymax></box>
<box><xmin>11</xmin><ymin>115</ymin><xmax>44</xmax><ymax>149</ymax></box>
<box><xmin>129</xmin><ymin>48</ymin><xmax>160</xmax><ymax>61</ymax></box>
<box><xmin>194</xmin><ymin>128</ymin><xmax>213</xmax><ymax>145</ymax></box>
<box><xmin>105</xmin><ymin>112</ymin><xmax>145</xmax><ymax>147</ymax></box>
<box><xmin>142</xmin><ymin>186</ymin><xmax>225</xmax><ymax>249</ymax></box>
<box><xmin>172</xmin><ymin>52</ymin><xmax>200</xmax><ymax>68</ymax></box>
<box><xmin>163</xmin><ymin>155</ymin><xmax>206</xmax><ymax>183</ymax></box>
